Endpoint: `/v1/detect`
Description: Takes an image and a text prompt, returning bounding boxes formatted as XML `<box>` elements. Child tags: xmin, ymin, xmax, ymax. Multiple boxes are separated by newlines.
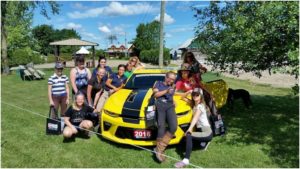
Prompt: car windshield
<box><xmin>124</xmin><ymin>74</ymin><xmax>165</xmax><ymax>89</ymax></box>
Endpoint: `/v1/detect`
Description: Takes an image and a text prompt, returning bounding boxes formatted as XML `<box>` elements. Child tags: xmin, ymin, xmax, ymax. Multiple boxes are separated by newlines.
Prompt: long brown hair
<box><xmin>190</xmin><ymin>88</ymin><xmax>205</xmax><ymax>108</ymax></box>
<box><xmin>183</xmin><ymin>52</ymin><xmax>198</xmax><ymax>64</ymax></box>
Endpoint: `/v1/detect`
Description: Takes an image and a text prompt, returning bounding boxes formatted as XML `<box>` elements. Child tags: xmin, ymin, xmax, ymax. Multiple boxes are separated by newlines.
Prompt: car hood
<box><xmin>103</xmin><ymin>88</ymin><xmax>191</xmax><ymax>117</ymax></box>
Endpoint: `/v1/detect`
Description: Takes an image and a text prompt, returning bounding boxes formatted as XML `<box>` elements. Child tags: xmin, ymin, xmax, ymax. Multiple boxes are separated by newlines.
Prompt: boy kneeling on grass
<box><xmin>63</xmin><ymin>92</ymin><xmax>98</xmax><ymax>140</ymax></box>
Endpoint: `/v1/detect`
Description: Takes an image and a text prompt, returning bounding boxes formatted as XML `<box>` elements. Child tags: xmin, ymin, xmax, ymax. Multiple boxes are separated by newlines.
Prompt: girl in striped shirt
<box><xmin>48</xmin><ymin>62</ymin><xmax>70</xmax><ymax>116</ymax></box>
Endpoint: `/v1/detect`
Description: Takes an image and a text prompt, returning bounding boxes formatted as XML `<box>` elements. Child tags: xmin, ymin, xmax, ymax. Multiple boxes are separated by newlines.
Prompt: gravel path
<box><xmin>34</xmin><ymin>59</ymin><xmax>298</xmax><ymax>88</ymax></box>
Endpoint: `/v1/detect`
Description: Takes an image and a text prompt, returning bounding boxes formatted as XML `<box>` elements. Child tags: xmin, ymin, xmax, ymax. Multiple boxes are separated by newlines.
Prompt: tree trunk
<box><xmin>1</xmin><ymin>1</ymin><xmax>10</xmax><ymax>75</ymax></box>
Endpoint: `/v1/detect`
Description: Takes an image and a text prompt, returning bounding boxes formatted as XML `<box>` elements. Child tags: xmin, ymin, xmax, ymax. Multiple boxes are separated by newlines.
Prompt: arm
<box><xmin>87</xmin><ymin>84</ymin><xmax>93</xmax><ymax>106</ymax></box>
<box><xmin>105</xmin><ymin>78</ymin><xmax>117</xmax><ymax>91</ymax></box>
<box><xmin>135</xmin><ymin>62</ymin><xmax>145</xmax><ymax>70</ymax></box>
<box><xmin>93</xmin><ymin>91</ymin><xmax>102</xmax><ymax>108</ymax></box>
<box><xmin>199</xmin><ymin>64</ymin><xmax>207</xmax><ymax>73</ymax></box>
<box><xmin>175</xmin><ymin>89</ymin><xmax>192</xmax><ymax>98</ymax></box>
<box><xmin>70</xmin><ymin>68</ymin><xmax>78</xmax><ymax>93</ymax></box>
<box><xmin>87</xmin><ymin>68</ymin><xmax>92</xmax><ymax>80</ymax></box>
<box><xmin>64</xmin><ymin>107</ymin><xmax>78</xmax><ymax>133</ymax></box>
<box><xmin>186</xmin><ymin>108</ymin><xmax>201</xmax><ymax>134</ymax></box>
<box><xmin>65</xmin><ymin>82</ymin><xmax>69</xmax><ymax>105</ymax></box>
<box><xmin>64</xmin><ymin>116</ymin><xmax>78</xmax><ymax>133</ymax></box>
<box><xmin>48</xmin><ymin>85</ymin><xmax>54</xmax><ymax>105</ymax></box>
<box><xmin>153</xmin><ymin>88</ymin><xmax>169</xmax><ymax>98</ymax></box>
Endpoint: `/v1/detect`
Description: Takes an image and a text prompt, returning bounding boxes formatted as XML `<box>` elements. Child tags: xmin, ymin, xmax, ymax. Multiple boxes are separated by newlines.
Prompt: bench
<box><xmin>36</xmin><ymin>70</ymin><xmax>45</xmax><ymax>78</ymax></box>
<box><xmin>23</xmin><ymin>69</ymin><xmax>33</xmax><ymax>81</ymax></box>
<box><xmin>27</xmin><ymin>67</ymin><xmax>42</xmax><ymax>80</ymax></box>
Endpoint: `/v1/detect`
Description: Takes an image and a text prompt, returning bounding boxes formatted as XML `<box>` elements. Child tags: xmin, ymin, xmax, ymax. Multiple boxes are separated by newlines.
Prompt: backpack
<box><xmin>206</xmin><ymin>105</ymin><xmax>226</xmax><ymax>136</ymax></box>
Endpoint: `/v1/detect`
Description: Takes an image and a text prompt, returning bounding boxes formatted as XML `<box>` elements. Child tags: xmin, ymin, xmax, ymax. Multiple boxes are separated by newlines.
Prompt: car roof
<box><xmin>133</xmin><ymin>69</ymin><xmax>177</xmax><ymax>74</ymax></box>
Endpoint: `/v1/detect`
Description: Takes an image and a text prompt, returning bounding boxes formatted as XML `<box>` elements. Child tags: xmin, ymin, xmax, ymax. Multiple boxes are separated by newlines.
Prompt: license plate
<box><xmin>133</xmin><ymin>130</ymin><xmax>151</xmax><ymax>139</ymax></box>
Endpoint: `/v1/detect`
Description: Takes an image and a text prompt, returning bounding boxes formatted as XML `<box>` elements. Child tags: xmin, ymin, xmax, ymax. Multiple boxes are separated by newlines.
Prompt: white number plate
<box><xmin>133</xmin><ymin>130</ymin><xmax>151</xmax><ymax>139</ymax></box>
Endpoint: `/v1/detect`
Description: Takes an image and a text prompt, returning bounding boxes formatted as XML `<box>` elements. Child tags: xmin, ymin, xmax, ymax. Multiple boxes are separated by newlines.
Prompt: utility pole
<box><xmin>159</xmin><ymin>0</ymin><xmax>165</xmax><ymax>68</ymax></box>
<box><xmin>125</xmin><ymin>32</ymin><xmax>128</xmax><ymax>57</ymax></box>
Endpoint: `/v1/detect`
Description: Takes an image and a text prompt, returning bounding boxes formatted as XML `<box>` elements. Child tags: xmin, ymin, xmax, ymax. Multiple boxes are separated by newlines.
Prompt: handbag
<box><xmin>210</xmin><ymin>114</ymin><xmax>226</xmax><ymax>136</ymax></box>
<box><xmin>46</xmin><ymin>105</ymin><xmax>61</xmax><ymax>135</ymax></box>
<box><xmin>145</xmin><ymin>96</ymin><xmax>157</xmax><ymax>128</ymax></box>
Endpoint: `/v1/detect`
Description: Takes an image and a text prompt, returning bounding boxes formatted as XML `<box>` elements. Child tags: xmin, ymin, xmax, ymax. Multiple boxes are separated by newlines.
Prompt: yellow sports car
<box><xmin>100</xmin><ymin>69</ymin><xmax>228</xmax><ymax>146</ymax></box>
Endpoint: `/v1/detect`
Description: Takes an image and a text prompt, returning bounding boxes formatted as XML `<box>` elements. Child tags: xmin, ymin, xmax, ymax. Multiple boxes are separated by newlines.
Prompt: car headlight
<box><xmin>103</xmin><ymin>110</ymin><xmax>120</xmax><ymax>117</ymax></box>
<box><xmin>176</xmin><ymin>111</ymin><xmax>190</xmax><ymax>117</ymax></box>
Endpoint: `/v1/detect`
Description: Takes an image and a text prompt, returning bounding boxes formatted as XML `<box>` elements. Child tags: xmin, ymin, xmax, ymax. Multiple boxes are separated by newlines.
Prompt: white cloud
<box><xmin>165</xmin><ymin>33</ymin><xmax>172</xmax><ymax>38</ymax></box>
<box><xmin>82</xmin><ymin>32</ymin><xmax>95</xmax><ymax>38</ymax></box>
<box><xmin>71</xmin><ymin>3</ymin><xmax>89</xmax><ymax>10</ymax></box>
<box><xmin>98</xmin><ymin>24</ymin><xmax>128</xmax><ymax>36</ymax></box>
<box><xmin>154</xmin><ymin>13</ymin><xmax>175</xmax><ymax>25</ymax></box>
<box><xmin>66</xmin><ymin>22</ymin><xmax>82</xmax><ymax>29</ymax></box>
<box><xmin>68</xmin><ymin>2</ymin><xmax>158</xmax><ymax>19</ymax></box>
<box><xmin>192</xmin><ymin>4</ymin><xmax>209</xmax><ymax>8</ymax></box>
<box><xmin>68</xmin><ymin>8</ymin><xmax>104</xmax><ymax>19</ymax></box>
<box><xmin>98</xmin><ymin>25</ymin><xmax>111</xmax><ymax>34</ymax></box>
<box><xmin>170</xmin><ymin>27</ymin><xmax>194</xmax><ymax>33</ymax></box>
<box><xmin>113</xmin><ymin>26</ymin><xmax>125</xmax><ymax>36</ymax></box>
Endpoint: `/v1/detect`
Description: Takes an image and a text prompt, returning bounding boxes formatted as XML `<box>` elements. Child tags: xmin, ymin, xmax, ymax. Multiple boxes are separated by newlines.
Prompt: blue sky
<box><xmin>33</xmin><ymin>1</ymin><xmax>210</xmax><ymax>50</ymax></box>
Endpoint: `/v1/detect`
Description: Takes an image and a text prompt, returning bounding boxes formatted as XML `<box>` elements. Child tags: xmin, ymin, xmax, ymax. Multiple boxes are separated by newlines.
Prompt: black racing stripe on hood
<box><xmin>121</xmin><ymin>89</ymin><xmax>148</xmax><ymax>124</ymax></box>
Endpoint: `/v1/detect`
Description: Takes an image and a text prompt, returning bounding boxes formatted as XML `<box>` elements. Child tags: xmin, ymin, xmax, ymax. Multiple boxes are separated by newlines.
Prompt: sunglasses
<box><xmin>192</xmin><ymin>93</ymin><xmax>200</xmax><ymax>97</ymax></box>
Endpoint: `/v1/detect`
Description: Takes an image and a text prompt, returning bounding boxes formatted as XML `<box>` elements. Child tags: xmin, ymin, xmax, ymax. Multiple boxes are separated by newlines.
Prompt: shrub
<box><xmin>8</xmin><ymin>47</ymin><xmax>45</xmax><ymax>66</ymax></box>
<box><xmin>140</xmin><ymin>48</ymin><xmax>170</xmax><ymax>65</ymax></box>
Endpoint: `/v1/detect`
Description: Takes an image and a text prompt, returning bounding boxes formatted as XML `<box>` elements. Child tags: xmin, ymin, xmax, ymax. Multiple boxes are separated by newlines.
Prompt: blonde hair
<box><xmin>72</xmin><ymin>93</ymin><xmax>85</xmax><ymax>111</ymax></box>
<box><xmin>129</xmin><ymin>56</ymin><xmax>141</xmax><ymax>67</ymax></box>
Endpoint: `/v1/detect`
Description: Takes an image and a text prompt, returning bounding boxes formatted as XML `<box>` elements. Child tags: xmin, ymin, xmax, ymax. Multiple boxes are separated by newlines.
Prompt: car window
<box><xmin>125</xmin><ymin>74</ymin><xmax>165</xmax><ymax>89</ymax></box>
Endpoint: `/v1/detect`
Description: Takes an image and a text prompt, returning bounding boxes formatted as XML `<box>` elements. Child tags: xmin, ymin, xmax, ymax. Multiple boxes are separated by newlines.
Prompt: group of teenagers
<box><xmin>47</xmin><ymin>52</ymin><xmax>219</xmax><ymax>168</ymax></box>
<box><xmin>48</xmin><ymin>55</ymin><xmax>145</xmax><ymax>138</ymax></box>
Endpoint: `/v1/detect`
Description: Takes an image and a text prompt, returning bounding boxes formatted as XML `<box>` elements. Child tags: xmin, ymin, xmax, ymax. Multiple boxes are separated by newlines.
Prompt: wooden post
<box><xmin>92</xmin><ymin>46</ymin><xmax>95</xmax><ymax>68</ymax></box>
<box><xmin>54</xmin><ymin>45</ymin><xmax>60</xmax><ymax>61</ymax></box>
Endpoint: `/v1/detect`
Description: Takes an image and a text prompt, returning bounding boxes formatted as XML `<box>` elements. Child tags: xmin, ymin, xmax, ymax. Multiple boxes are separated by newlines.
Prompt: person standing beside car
<box><xmin>95</xmin><ymin>64</ymin><xmax>127</xmax><ymax>113</ymax></box>
<box><xmin>70</xmin><ymin>55</ymin><xmax>91</xmax><ymax>99</ymax></box>
<box><xmin>48</xmin><ymin>62</ymin><xmax>69</xmax><ymax>116</ymax></box>
<box><xmin>152</xmin><ymin>71</ymin><xmax>178</xmax><ymax>162</ymax></box>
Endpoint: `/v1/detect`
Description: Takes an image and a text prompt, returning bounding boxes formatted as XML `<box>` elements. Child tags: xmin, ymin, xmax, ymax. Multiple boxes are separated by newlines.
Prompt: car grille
<box><xmin>115</xmin><ymin>126</ymin><xmax>158</xmax><ymax>140</ymax></box>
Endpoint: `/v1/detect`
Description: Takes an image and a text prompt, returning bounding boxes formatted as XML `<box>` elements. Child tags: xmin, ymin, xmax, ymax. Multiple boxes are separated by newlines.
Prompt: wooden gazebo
<box><xmin>49</xmin><ymin>38</ymin><xmax>99</xmax><ymax>67</ymax></box>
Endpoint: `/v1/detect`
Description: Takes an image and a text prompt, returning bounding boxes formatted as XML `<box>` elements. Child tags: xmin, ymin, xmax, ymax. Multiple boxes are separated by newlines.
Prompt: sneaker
<box><xmin>174</xmin><ymin>161</ymin><xmax>188</xmax><ymax>168</ymax></box>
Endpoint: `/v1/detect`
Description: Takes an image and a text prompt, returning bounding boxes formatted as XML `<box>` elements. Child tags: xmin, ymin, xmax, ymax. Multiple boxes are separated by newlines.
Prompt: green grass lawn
<box><xmin>1</xmin><ymin>69</ymin><xmax>299</xmax><ymax>168</ymax></box>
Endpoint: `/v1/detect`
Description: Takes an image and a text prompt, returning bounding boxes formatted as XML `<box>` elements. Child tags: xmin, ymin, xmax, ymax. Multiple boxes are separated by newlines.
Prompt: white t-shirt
<box><xmin>193</xmin><ymin>103</ymin><xmax>210</xmax><ymax>128</ymax></box>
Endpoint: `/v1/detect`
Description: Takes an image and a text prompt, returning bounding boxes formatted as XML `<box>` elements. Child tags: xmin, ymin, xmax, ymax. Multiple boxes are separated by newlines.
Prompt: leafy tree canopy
<box><xmin>193</xmin><ymin>1</ymin><xmax>299</xmax><ymax>78</ymax></box>
<box><xmin>1</xmin><ymin>1</ymin><xmax>60</xmax><ymax>73</ymax></box>
<box><xmin>132</xmin><ymin>21</ymin><xmax>160</xmax><ymax>51</ymax></box>
<box><xmin>32</xmin><ymin>25</ymin><xmax>81</xmax><ymax>55</ymax></box>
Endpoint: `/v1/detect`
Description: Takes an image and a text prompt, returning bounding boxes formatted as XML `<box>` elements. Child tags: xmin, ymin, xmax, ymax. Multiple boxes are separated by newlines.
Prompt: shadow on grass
<box><xmin>219</xmin><ymin>94</ymin><xmax>299</xmax><ymax>167</ymax></box>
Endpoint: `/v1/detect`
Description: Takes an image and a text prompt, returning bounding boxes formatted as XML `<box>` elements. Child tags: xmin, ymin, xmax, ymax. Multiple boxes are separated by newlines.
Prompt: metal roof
<box><xmin>49</xmin><ymin>38</ymin><xmax>98</xmax><ymax>46</ymax></box>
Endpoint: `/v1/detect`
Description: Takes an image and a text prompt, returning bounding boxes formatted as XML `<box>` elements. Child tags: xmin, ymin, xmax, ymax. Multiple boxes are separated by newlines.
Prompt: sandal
<box><xmin>174</xmin><ymin>161</ymin><xmax>188</xmax><ymax>168</ymax></box>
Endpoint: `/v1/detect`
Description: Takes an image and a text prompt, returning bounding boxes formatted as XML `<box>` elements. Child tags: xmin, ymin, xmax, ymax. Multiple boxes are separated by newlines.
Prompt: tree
<box><xmin>1</xmin><ymin>1</ymin><xmax>59</xmax><ymax>74</ymax></box>
<box><xmin>193</xmin><ymin>1</ymin><xmax>299</xmax><ymax>78</ymax></box>
<box><xmin>132</xmin><ymin>21</ymin><xmax>160</xmax><ymax>51</ymax></box>
<box><xmin>32</xmin><ymin>25</ymin><xmax>55</xmax><ymax>55</ymax></box>
<box><xmin>53</xmin><ymin>28</ymin><xmax>81</xmax><ymax>53</ymax></box>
